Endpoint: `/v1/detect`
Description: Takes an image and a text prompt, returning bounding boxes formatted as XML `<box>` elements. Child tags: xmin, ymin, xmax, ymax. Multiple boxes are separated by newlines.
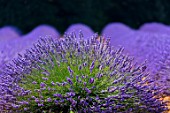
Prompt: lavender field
<box><xmin>0</xmin><ymin>23</ymin><xmax>170</xmax><ymax>113</ymax></box>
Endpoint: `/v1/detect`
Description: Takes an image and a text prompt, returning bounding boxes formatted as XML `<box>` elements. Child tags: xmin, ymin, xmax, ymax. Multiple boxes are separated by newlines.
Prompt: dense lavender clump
<box><xmin>0</xmin><ymin>26</ymin><xmax>21</xmax><ymax>42</ymax></box>
<box><xmin>66</xmin><ymin>23</ymin><xmax>94</xmax><ymax>40</ymax></box>
<box><xmin>0</xmin><ymin>33</ymin><xmax>167</xmax><ymax>113</ymax></box>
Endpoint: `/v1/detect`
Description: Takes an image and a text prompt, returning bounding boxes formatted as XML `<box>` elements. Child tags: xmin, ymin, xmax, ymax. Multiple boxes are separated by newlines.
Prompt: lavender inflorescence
<box><xmin>0</xmin><ymin>32</ymin><xmax>167</xmax><ymax>112</ymax></box>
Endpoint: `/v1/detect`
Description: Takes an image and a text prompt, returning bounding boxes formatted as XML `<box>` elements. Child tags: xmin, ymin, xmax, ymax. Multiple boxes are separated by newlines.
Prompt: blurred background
<box><xmin>0</xmin><ymin>0</ymin><xmax>169</xmax><ymax>34</ymax></box>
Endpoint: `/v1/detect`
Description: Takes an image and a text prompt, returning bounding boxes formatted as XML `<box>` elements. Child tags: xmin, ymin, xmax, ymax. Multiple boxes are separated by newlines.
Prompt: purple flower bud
<box><xmin>67</xmin><ymin>77</ymin><xmax>73</xmax><ymax>85</ymax></box>
<box><xmin>40</xmin><ymin>82</ymin><xmax>46</xmax><ymax>88</ymax></box>
<box><xmin>56</xmin><ymin>82</ymin><xmax>61</xmax><ymax>86</ymax></box>
<box><xmin>71</xmin><ymin>99</ymin><xmax>77</xmax><ymax>107</ymax></box>
<box><xmin>24</xmin><ymin>107</ymin><xmax>28</xmax><ymax>111</ymax></box>
<box><xmin>47</xmin><ymin>97</ymin><xmax>52</xmax><ymax>102</ymax></box>
<box><xmin>83</xmin><ymin>62</ymin><xmax>87</xmax><ymax>67</ymax></box>
<box><xmin>78</xmin><ymin>65</ymin><xmax>82</xmax><ymax>70</ymax></box>
<box><xmin>51</xmin><ymin>81</ymin><xmax>55</xmax><ymax>86</ymax></box>
<box><xmin>38</xmin><ymin>103</ymin><xmax>44</xmax><ymax>107</ymax></box>
<box><xmin>90</xmin><ymin>60</ymin><xmax>95</xmax><ymax>73</ymax></box>
<box><xmin>84</xmin><ymin>82</ymin><xmax>87</xmax><ymax>86</ymax></box>
<box><xmin>35</xmin><ymin>98</ymin><xmax>39</xmax><ymax>103</ymax></box>
<box><xmin>61</xmin><ymin>82</ymin><xmax>68</xmax><ymax>86</ymax></box>
<box><xmin>41</xmin><ymin>71</ymin><xmax>50</xmax><ymax>76</ymax></box>
<box><xmin>99</xmin><ymin>65</ymin><xmax>103</xmax><ymax>70</ymax></box>
<box><xmin>76</xmin><ymin>75</ymin><xmax>79</xmax><ymax>82</ymax></box>
<box><xmin>67</xmin><ymin>92</ymin><xmax>76</xmax><ymax>97</ymax></box>
<box><xmin>68</xmin><ymin>66</ymin><xmax>74</xmax><ymax>77</ymax></box>
<box><xmin>85</xmin><ymin>88</ymin><xmax>91</xmax><ymax>94</ymax></box>
<box><xmin>53</xmin><ymin>93</ymin><xmax>62</xmax><ymax>98</ymax></box>
<box><xmin>12</xmin><ymin>104</ymin><xmax>20</xmax><ymax>109</ymax></box>
<box><xmin>31</xmin><ymin>96</ymin><xmax>35</xmax><ymax>99</ymax></box>
<box><xmin>42</xmin><ymin>77</ymin><xmax>48</xmax><ymax>81</ymax></box>
<box><xmin>89</xmin><ymin>78</ymin><xmax>94</xmax><ymax>84</ymax></box>
<box><xmin>32</xmin><ymin>81</ymin><xmax>37</xmax><ymax>84</ymax></box>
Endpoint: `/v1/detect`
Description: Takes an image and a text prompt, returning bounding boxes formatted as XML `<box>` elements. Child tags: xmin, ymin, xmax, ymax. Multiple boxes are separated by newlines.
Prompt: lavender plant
<box><xmin>0</xmin><ymin>25</ymin><xmax>60</xmax><ymax>74</ymax></box>
<box><xmin>139</xmin><ymin>22</ymin><xmax>170</xmax><ymax>34</ymax></box>
<box><xmin>0</xmin><ymin>26</ymin><xmax>21</xmax><ymax>42</ymax></box>
<box><xmin>101</xmin><ymin>23</ymin><xmax>135</xmax><ymax>51</ymax></box>
<box><xmin>0</xmin><ymin>32</ymin><xmax>167</xmax><ymax>113</ymax></box>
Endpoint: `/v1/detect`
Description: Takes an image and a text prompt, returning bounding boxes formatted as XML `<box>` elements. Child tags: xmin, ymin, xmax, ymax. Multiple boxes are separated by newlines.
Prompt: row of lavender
<box><xmin>103</xmin><ymin>23</ymin><xmax>170</xmax><ymax>95</ymax></box>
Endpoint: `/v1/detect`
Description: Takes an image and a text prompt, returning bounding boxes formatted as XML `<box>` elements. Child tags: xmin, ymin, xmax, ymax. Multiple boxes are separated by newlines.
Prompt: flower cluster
<box><xmin>0</xmin><ymin>32</ymin><xmax>167</xmax><ymax>112</ymax></box>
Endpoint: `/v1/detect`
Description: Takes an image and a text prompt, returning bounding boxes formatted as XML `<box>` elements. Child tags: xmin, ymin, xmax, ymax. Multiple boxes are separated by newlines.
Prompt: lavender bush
<box><xmin>101</xmin><ymin>23</ymin><xmax>135</xmax><ymax>49</ymax></box>
<box><xmin>139</xmin><ymin>22</ymin><xmax>170</xmax><ymax>35</ymax></box>
<box><xmin>0</xmin><ymin>26</ymin><xmax>21</xmax><ymax>42</ymax></box>
<box><xmin>0</xmin><ymin>25</ymin><xmax>60</xmax><ymax>72</ymax></box>
<box><xmin>0</xmin><ymin>32</ymin><xmax>167</xmax><ymax>113</ymax></box>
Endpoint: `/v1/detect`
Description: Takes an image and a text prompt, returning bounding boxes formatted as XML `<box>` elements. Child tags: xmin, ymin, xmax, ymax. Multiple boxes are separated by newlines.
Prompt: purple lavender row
<box><xmin>0</xmin><ymin>25</ymin><xmax>60</xmax><ymax>74</ymax></box>
<box><xmin>101</xmin><ymin>22</ymin><xmax>135</xmax><ymax>49</ymax></box>
<box><xmin>102</xmin><ymin>23</ymin><xmax>170</xmax><ymax>95</ymax></box>
<box><xmin>140</xmin><ymin>22</ymin><xmax>170</xmax><ymax>35</ymax></box>
<box><xmin>0</xmin><ymin>26</ymin><xmax>21</xmax><ymax>42</ymax></box>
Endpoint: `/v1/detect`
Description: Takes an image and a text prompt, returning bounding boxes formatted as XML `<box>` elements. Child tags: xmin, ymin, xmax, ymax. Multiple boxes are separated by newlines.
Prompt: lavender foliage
<box><xmin>0</xmin><ymin>32</ymin><xmax>167</xmax><ymax>112</ymax></box>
